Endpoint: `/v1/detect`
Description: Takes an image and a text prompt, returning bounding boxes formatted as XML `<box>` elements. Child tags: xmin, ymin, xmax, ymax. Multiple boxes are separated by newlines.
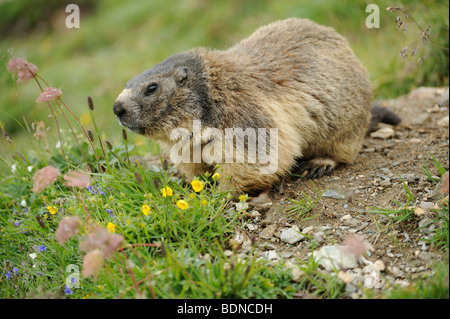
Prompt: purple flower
<box><xmin>38</xmin><ymin>244</ymin><xmax>47</xmax><ymax>252</ymax></box>
<box><xmin>13</xmin><ymin>267</ymin><xmax>19</xmax><ymax>275</ymax></box>
<box><xmin>14</xmin><ymin>221</ymin><xmax>22</xmax><ymax>226</ymax></box>
<box><xmin>5</xmin><ymin>271</ymin><xmax>11</xmax><ymax>279</ymax></box>
<box><xmin>106</xmin><ymin>209</ymin><xmax>113</xmax><ymax>217</ymax></box>
<box><xmin>64</xmin><ymin>285</ymin><xmax>73</xmax><ymax>295</ymax></box>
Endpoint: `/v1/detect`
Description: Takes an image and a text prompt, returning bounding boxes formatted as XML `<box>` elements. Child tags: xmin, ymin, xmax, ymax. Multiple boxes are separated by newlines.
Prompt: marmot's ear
<box><xmin>175</xmin><ymin>67</ymin><xmax>188</xmax><ymax>86</ymax></box>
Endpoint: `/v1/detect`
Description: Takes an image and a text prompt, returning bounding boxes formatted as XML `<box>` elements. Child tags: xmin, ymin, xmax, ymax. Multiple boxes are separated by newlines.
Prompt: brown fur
<box><xmin>113</xmin><ymin>18</ymin><xmax>373</xmax><ymax>193</ymax></box>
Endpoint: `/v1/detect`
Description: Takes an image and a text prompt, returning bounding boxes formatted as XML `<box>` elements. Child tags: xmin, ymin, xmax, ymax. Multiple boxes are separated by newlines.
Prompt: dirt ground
<box><xmin>230</xmin><ymin>86</ymin><xmax>449</xmax><ymax>297</ymax></box>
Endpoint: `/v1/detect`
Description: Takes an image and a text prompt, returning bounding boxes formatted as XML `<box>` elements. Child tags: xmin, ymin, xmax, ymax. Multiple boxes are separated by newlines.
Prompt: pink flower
<box><xmin>7</xmin><ymin>57</ymin><xmax>38</xmax><ymax>84</ymax></box>
<box><xmin>63</xmin><ymin>170</ymin><xmax>90</xmax><ymax>189</ymax></box>
<box><xmin>7</xmin><ymin>57</ymin><xmax>28</xmax><ymax>73</ymax></box>
<box><xmin>82</xmin><ymin>249</ymin><xmax>105</xmax><ymax>279</ymax></box>
<box><xmin>36</xmin><ymin>87</ymin><xmax>62</xmax><ymax>103</ymax></box>
<box><xmin>341</xmin><ymin>234</ymin><xmax>372</xmax><ymax>258</ymax></box>
<box><xmin>32</xmin><ymin>166</ymin><xmax>60</xmax><ymax>193</ymax></box>
<box><xmin>80</xmin><ymin>225</ymin><xmax>124</xmax><ymax>259</ymax></box>
<box><xmin>55</xmin><ymin>216</ymin><xmax>81</xmax><ymax>246</ymax></box>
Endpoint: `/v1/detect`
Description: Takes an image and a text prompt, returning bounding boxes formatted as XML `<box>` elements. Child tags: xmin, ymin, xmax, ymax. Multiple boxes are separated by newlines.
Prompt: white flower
<box><xmin>55</xmin><ymin>141</ymin><xmax>61</xmax><ymax>149</ymax></box>
<box><xmin>27</xmin><ymin>165</ymin><xmax>33</xmax><ymax>172</ymax></box>
<box><xmin>29</xmin><ymin>253</ymin><xmax>37</xmax><ymax>259</ymax></box>
<box><xmin>20</xmin><ymin>199</ymin><xmax>27</xmax><ymax>207</ymax></box>
<box><xmin>11</xmin><ymin>164</ymin><xmax>17</xmax><ymax>173</ymax></box>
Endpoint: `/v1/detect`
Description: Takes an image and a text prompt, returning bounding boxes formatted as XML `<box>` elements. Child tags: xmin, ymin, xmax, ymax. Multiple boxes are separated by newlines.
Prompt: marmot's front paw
<box><xmin>294</xmin><ymin>158</ymin><xmax>337</xmax><ymax>179</ymax></box>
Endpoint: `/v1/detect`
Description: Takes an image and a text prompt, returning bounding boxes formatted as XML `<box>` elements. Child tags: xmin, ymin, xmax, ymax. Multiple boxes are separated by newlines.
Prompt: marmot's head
<box><xmin>113</xmin><ymin>52</ymin><xmax>213</xmax><ymax>139</ymax></box>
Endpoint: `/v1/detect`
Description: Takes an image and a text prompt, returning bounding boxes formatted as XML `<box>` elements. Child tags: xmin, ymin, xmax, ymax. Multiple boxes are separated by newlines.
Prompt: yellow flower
<box><xmin>238</xmin><ymin>194</ymin><xmax>247</xmax><ymax>202</ymax></box>
<box><xmin>191</xmin><ymin>180</ymin><xmax>204</xmax><ymax>193</ymax></box>
<box><xmin>142</xmin><ymin>204</ymin><xmax>150</xmax><ymax>216</ymax></box>
<box><xmin>47</xmin><ymin>206</ymin><xmax>58</xmax><ymax>214</ymax></box>
<box><xmin>212</xmin><ymin>173</ymin><xmax>220</xmax><ymax>181</ymax></box>
<box><xmin>81</xmin><ymin>111</ymin><xmax>91</xmax><ymax>126</ymax></box>
<box><xmin>189</xmin><ymin>193</ymin><xmax>196</xmax><ymax>199</ymax></box>
<box><xmin>176</xmin><ymin>200</ymin><xmax>189</xmax><ymax>210</ymax></box>
<box><xmin>107</xmin><ymin>222</ymin><xmax>116</xmax><ymax>233</ymax></box>
<box><xmin>161</xmin><ymin>186</ymin><xmax>173</xmax><ymax>197</ymax></box>
<box><xmin>201</xmin><ymin>199</ymin><xmax>208</xmax><ymax>206</ymax></box>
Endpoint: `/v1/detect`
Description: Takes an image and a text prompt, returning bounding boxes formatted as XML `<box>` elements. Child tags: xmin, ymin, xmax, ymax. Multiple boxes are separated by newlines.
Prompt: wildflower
<box><xmin>106</xmin><ymin>222</ymin><xmax>116</xmax><ymax>233</ymax></box>
<box><xmin>80</xmin><ymin>225</ymin><xmax>124</xmax><ymax>258</ymax></box>
<box><xmin>176</xmin><ymin>200</ymin><xmax>189</xmax><ymax>210</ymax></box>
<box><xmin>13</xmin><ymin>267</ymin><xmax>19</xmax><ymax>275</ymax></box>
<box><xmin>142</xmin><ymin>204</ymin><xmax>150</xmax><ymax>216</ymax></box>
<box><xmin>238</xmin><ymin>194</ymin><xmax>247</xmax><ymax>202</ymax></box>
<box><xmin>106</xmin><ymin>209</ymin><xmax>113</xmax><ymax>217</ymax></box>
<box><xmin>82</xmin><ymin>249</ymin><xmax>105</xmax><ymax>279</ymax></box>
<box><xmin>81</xmin><ymin>111</ymin><xmax>91</xmax><ymax>126</ymax></box>
<box><xmin>7</xmin><ymin>57</ymin><xmax>38</xmax><ymax>84</ymax></box>
<box><xmin>11</xmin><ymin>164</ymin><xmax>17</xmax><ymax>173</ymax></box>
<box><xmin>36</xmin><ymin>87</ymin><xmax>62</xmax><ymax>103</ymax></box>
<box><xmin>5</xmin><ymin>271</ymin><xmax>11</xmax><ymax>280</ymax></box>
<box><xmin>201</xmin><ymin>199</ymin><xmax>208</xmax><ymax>206</ymax></box>
<box><xmin>47</xmin><ymin>206</ymin><xmax>58</xmax><ymax>215</ymax></box>
<box><xmin>191</xmin><ymin>180</ymin><xmax>204</xmax><ymax>193</ymax></box>
<box><xmin>341</xmin><ymin>234</ymin><xmax>372</xmax><ymax>258</ymax></box>
<box><xmin>189</xmin><ymin>193</ymin><xmax>196</xmax><ymax>199</ymax></box>
<box><xmin>29</xmin><ymin>253</ymin><xmax>37</xmax><ymax>259</ymax></box>
<box><xmin>161</xmin><ymin>186</ymin><xmax>173</xmax><ymax>197</ymax></box>
<box><xmin>38</xmin><ymin>244</ymin><xmax>47</xmax><ymax>252</ymax></box>
<box><xmin>32</xmin><ymin>166</ymin><xmax>60</xmax><ymax>193</ymax></box>
<box><xmin>212</xmin><ymin>173</ymin><xmax>220</xmax><ymax>181</ymax></box>
<box><xmin>64</xmin><ymin>285</ymin><xmax>73</xmax><ymax>295</ymax></box>
<box><xmin>55</xmin><ymin>216</ymin><xmax>81</xmax><ymax>246</ymax></box>
<box><xmin>63</xmin><ymin>170</ymin><xmax>90</xmax><ymax>189</ymax></box>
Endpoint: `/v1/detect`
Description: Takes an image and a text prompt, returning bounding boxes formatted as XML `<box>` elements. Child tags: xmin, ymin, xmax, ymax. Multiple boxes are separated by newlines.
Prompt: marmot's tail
<box><xmin>368</xmin><ymin>102</ymin><xmax>401</xmax><ymax>133</ymax></box>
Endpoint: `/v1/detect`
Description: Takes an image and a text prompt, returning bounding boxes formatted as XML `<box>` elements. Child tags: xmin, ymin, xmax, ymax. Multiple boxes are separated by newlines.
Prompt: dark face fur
<box><xmin>113</xmin><ymin>52</ymin><xmax>212</xmax><ymax>138</ymax></box>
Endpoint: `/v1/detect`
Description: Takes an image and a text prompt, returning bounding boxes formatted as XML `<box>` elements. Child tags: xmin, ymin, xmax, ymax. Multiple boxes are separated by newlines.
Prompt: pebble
<box><xmin>410</xmin><ymin>113</ymin><xmax>430</xmax><ymax>125</ymax></box>
<box><xmin>285</xmin><ymin>261</ymin><xmax>305</xmax><ymax>282</ymax></box>
<box><xmin>437</xmin><ymin>115</ymin><xmax>449</xmax><ymax>127</ymax></box>
<box><xmin>322</xmin><ymin>185</ymin><xmax>346</xmax><ymax>199</ymax></box>
<box><xmin>259</xmin><ymin>224</ymin><xmax>277</xmax><ymax>239</ymax></box>
<box><xmin>280</xmin><ymin>225</ymin><xmax>304</xmax><ymax>244</ymax></box>
<box><xmin>262</xmin><ymin>250</ymin><xmax>279</xmax><ymax>261</ymax></box>
<box><xmin>313</xmin><ymin>244</ymin><xmax>359</xmax><ymax>271</ymax></box>
<box><xmin>370</xmin><ymin>127</ymin><xmax>395</xmax><ymax>139</ymax></box>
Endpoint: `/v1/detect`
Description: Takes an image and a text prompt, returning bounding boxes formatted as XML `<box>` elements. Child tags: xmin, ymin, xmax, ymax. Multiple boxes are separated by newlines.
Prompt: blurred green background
<box><xmin>0</xmin><ymin>0</ymin><xmax>448</xmax><ymax>157</ymax></box>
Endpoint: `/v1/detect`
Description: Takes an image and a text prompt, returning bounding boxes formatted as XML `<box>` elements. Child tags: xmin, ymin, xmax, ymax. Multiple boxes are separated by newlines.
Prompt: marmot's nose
<box><xmin>113</xmin><ymin>101</ymin><xmax>126</xmax><ymax>118</ymax></box>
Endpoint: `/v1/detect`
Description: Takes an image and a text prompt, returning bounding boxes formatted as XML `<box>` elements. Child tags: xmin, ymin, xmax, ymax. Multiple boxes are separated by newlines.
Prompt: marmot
<box><xmin>113</xmin><ymin>18</ymin><xmax>399</xmax><ymax>194</ymax></box>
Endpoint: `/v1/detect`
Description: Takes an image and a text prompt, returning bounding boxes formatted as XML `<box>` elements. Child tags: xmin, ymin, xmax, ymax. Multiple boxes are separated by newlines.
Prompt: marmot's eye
<box><xmin>145</xmin><ymin>84</ymin><xmax>158</xmax><ymax>96</ymax></box>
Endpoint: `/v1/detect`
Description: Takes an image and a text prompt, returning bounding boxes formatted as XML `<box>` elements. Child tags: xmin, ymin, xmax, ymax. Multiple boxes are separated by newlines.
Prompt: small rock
<box><xmin>263</xmin><ymin>250</ymin><xmax>279</xmax><ymax>261</ymax></box>
<box><xmin>312</xmin><ymin>231</ymin><xmax>324</xmax><ymax>244</ymax></box>
<box><xmin>302</xmin><ymin>226</ymin><xmax>314</xmax><ymax>234</ymax></box>
<box><xmin>280</xmin><ymin>225</ymin><xmax>304</xmax><ymax>244</ymax></box>
<box><xmin>322</xmin><ymin>185</ymin><xmax>346</xmax><ymax>199</ymax></box>
<box><xmin>370</xmin><ymin>127</ymin><xmax>395</xmax><ymax>139</ymax></box>
<box><xmin>414</xmin><ymin>207</ymin><xmax>427</xmax><ymax>217</ymax></box>
<box><xmin>259</xmin><ymin>224</ymin><xmax>277</xmax><ymax>239</ymax></box>
<box><xmin>409</xmin><ymin>138</ymin><xmax>422</xmax><ymax>144</ymax></box>
<box><xmin>285</xmin><ymin>261</ymin><xmax>305</xmax><ymax>282</ymax></box>
<box><xmin>437</xmin><ymin>89</ymin><xmax>449</xmax><ymax>107</ymax></box>
<box><xmin>410</xmin><ymin>113</ymin><xmax>430</xmax><ymax>125</ymax></box>
<box><xmin>313</xmin><ymin>244</ymin><xmax>359</xmax><ymax>271</ymax></box>
<box><xmin>418</xmin><ymin>217</ymin><xmax>435</xmax><ymax>233</ymax></box>
<box><xmin>235</xmin><ymin>202</ymin><xmax>248</xmax><ymax>211</ymax></box>
<box><xmin>437</xmin><ymin>115</ymin><xmax>449</xmax><ymax>127</ymax></box>
<box><xmin>246</xmin><ymin>223</ymin><xmax>258</xmax><ymax>231</ymax></box>
<box><xmin>374</xmin><ymin>260</ymin><xmax>385</xmax><ymax>272</ymax></box>
<box><xmin>338</xmin><ymin>270</ymin><xmax>354</xmax><ymax>284</ymax></box>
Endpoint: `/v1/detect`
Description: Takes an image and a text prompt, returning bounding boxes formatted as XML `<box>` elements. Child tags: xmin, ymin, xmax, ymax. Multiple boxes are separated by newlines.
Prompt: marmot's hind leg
<box><xmin>294</xmin><ymin>157</ymin><xmax>337</xmax><ymax>179</ymax></box>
